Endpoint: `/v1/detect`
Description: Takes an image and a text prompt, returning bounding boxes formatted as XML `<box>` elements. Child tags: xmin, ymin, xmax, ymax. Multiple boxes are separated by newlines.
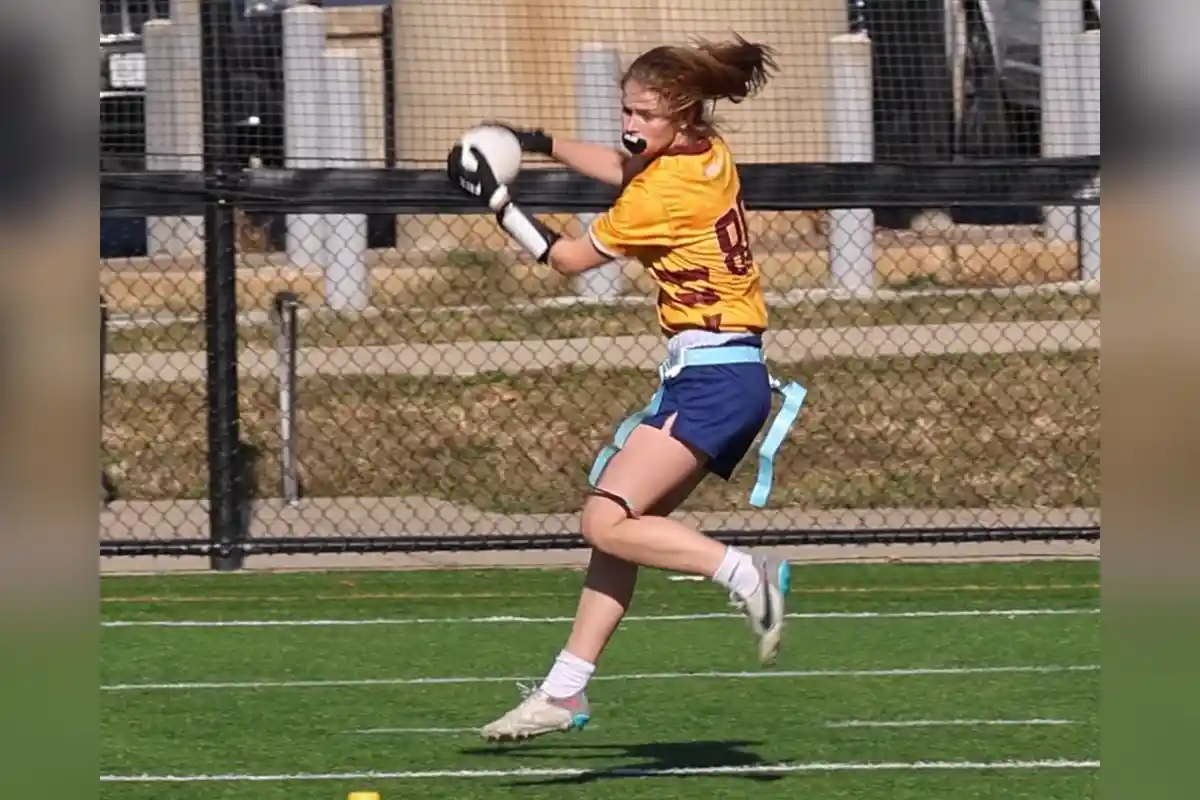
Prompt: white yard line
<box><xmin>101</xmin><ymin>607</ymin><xmax>1099</xmax><ymax>629</ymax></box>
<box><xmin>825</xmin><ymin>718</ymin><xmax>1077</xmax><ymax>729</ymax></box>
<box><xmin>100</xmin><ymin>758</ymin><xmax>1100</xmax><ymax>783</ymax></box>
<box><xmin>101</xmin><ymin>664</ymin><xmax>1099</xmax><ymax>692</ymax></box>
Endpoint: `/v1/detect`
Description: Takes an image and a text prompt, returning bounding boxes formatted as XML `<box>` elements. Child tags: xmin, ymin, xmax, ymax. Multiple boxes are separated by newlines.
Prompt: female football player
<box><xmin>447</xmin><ymin>34</ymin><xmax>803</xmax><ymax>742</ymax></box>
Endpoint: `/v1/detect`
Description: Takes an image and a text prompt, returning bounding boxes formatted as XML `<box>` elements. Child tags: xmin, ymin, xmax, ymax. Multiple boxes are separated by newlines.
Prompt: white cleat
<box><xmin>730</xmin><ymin>556</ymin><xmax>792</xmax><ymax>666</ymax></box>
<box><xmin>479</xmin><ymin>686</ymin><xmax>592</xmax><ymax>743</ymax></box>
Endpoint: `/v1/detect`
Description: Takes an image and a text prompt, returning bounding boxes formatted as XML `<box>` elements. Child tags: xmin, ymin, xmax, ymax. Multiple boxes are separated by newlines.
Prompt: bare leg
<box><xmin>477</xmin><ymin>418</ymin><xmax>782</xmax><ymax>740</ymax></box>
<box><xmin>580</xmin><ymin>419</ymin><xmax>729</xmax><ymax>575</ymax></box>
<box><xmin>562</xmin><ymin>467</ymin><xmax>707</xmax><ymax>665</ymax></box>
<box><xmin>549</xmin><ymin>417</ymin><xmax>768</xmax><ymax>676</ymax></box>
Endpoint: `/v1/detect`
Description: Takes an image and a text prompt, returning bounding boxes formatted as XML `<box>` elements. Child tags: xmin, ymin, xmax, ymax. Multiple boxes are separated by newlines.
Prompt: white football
<box><xmin>456</xmin><ymin>125</ymin><xmax>523</xmax><ymax>185</ymax></box>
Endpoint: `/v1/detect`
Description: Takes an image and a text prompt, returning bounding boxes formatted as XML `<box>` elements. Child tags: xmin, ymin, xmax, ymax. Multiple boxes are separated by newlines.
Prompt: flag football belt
<box><xmin>587</xmin><ymin>344</ymin><xmax>807</xmax><ymax>508</ymax></box>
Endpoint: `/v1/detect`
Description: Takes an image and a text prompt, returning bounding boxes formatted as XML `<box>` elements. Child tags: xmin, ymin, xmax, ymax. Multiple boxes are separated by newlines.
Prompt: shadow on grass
<box><xmin>461</xmin><ymin>738</ymin><xmax>782</xmax><ymax>786</ymax></box>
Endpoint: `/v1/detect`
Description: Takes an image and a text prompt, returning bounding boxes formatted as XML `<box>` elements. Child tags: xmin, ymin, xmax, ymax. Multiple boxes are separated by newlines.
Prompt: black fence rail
<box><xmin>99</xmin><ymin>2</ymin><xmax>1101</xmax><ymax>569</ymax></box>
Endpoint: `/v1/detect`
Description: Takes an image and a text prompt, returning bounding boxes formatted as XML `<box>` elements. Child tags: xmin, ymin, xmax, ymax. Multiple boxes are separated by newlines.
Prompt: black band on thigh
<box><xmin>588</xmin><ymin>487</ymin><xmax>637</xmax><ymax>519</ymax></box>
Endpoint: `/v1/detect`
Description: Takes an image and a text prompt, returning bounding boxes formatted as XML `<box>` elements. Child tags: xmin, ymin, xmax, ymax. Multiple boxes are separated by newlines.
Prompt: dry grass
<box><xmin>103</xmin><ymin>351</ymin><xmax>1100</xmax><ymax>513</ymax></box>
<box><xmin>106</xmin><ymin>291</ymin><xmax>1101</xmax><ymax>354</ymax></box>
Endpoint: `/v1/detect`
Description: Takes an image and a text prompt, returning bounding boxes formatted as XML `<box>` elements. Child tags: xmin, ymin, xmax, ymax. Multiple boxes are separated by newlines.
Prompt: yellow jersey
<box><xmin>588</xmin><ymin>136</ymin><xmax>768</xmax><ymax>336</ymax></box>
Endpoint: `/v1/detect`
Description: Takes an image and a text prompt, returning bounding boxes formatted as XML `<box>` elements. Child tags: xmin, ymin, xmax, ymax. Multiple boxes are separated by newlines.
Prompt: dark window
<box><xmin>126</xmin><ymin>0</ymin><xmax>171</xmax><ymax>34</ymax></box>
<box><xmin>100</xmin><ymin>0</ymin><xmax>124</xmax><ymax>36</ymax></box>
<box><xmin>101</xmin><ymin>0</ymin><xmax>170</xmax><ymax>37</ymax></box>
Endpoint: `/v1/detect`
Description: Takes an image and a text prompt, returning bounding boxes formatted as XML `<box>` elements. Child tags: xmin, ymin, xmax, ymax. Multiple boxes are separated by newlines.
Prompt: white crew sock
<box><xmin>539</xmin><ymin>650</ymin><xmax>596</xmax><ymax>699</ymax></box>
<box><xmin>712</xmin><ymin>546</ymin><xmax>762</xmax><ymax>599</ymax></box>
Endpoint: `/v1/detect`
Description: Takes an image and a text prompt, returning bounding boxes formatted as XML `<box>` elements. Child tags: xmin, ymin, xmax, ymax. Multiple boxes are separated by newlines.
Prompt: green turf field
<box><xmin>100</xmin><ymin>559</ymin><xmax>1100</xmax><ymax>799</ymax></box>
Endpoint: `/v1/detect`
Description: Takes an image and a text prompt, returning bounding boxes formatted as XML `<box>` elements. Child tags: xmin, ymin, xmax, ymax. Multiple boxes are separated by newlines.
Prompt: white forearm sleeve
<box><xmin>496</xmin><ymin>200</ymin><xmax>560</xmax><ymax>264</ymax></box>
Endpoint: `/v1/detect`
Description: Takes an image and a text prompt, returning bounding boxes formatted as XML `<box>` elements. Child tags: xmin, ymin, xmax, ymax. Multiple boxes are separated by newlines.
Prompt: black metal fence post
<box><xmin>201</xmin><ymin>0</ymin><xmax>244</xmax><ymax>571</ymax></box>
<box><xmin>100</xmin><ymin>295</ymin><xmax>115</xmax><ymax>506</ymax></box>
<box><xmin>271</xmin><ymin>291</ymin><xmax>300</xmax><ymax>506</ymax></box>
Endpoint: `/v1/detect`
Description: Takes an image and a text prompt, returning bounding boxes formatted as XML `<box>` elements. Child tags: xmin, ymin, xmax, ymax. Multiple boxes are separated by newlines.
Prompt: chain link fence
<box><xmin>99</xmin><ymin>0</ymin><xmax>1100</xmax><ymax>566</ymax></box>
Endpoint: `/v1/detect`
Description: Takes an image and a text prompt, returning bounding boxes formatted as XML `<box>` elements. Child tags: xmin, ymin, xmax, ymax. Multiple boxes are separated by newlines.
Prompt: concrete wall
<box><xmin>391</xmin><ymin>0</ymin><xmax>845</xmax><ymax>166</ymax></box>
<box><xmin>159</xmin><ymin>1</ymin><xmax>841</xmax><ymax>259</ymax></box>
<box><xmin>165</xmin><ymin>0</ymin><xmax>842</xmax><ymax>170</ymax></box>
<box><xmin>381</xmin><ymin>0</ymin><xmax>844</xmax><ymax>253</ymax></box>
<box><xmin>324</xmin><ymin>6</ymin><xmax>387</xmax><ymax>169</ymax></box>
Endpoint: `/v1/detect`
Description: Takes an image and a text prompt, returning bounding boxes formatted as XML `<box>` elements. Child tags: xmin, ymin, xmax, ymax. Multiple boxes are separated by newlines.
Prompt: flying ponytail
<box><xmin>622</xmin><ymin>34</ymin><xmax>779</xmax><ymax>134</ymax></box>
<box><xmin>687</xmin><ymin>35</ymin><xmax>776</xmax><ymax>105</ymax></box>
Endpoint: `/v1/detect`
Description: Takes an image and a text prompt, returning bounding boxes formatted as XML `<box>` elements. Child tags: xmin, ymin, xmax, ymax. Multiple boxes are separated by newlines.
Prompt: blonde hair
<box><xmin>622</xmin><ymin>34</ymin><xmax>778</xmax><ymax>136</ymax></box>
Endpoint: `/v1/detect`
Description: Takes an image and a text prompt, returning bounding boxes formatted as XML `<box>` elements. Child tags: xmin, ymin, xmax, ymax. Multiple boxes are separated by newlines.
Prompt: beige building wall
<box><xmin>393</xmin><ymin>0</ymin><xmax>846</xmax><ymax>166</ymax></box>
<box><xmin>168</xmin><ymin>1</ymin><xmax>844</xmax><ymax>259</ymax></box>
<box><xmin>169</xmin><ymin>0</ymin><xmax>843</xmax><ymax>169</ymax></box>
<box><xmin>171</xmin><ymin>0</ymin><xmax>845</xmax><ymax>166</ymax></box>
<box><xmin>325</xmin><ymin>7</ymin><xmax>388</xmax><ymax>168</ymax></box>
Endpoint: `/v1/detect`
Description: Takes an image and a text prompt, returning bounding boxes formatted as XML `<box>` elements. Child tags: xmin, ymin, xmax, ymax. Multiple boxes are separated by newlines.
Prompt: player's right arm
<box><xmin>550</xmin><ymin>139</ymin><xmax>644</xmax><ymax>187</ymax></box>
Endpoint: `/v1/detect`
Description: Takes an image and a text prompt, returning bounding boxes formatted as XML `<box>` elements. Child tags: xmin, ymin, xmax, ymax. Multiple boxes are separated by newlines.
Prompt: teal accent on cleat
<box><xmin>724</xmin><ymin>556</ymin><xmax>791</xmax><ymax>666</ymax></box>
<box><xmin>479</xmin><ymin>687</ymin><xmax>592</xmax><ymax>742</ymax></box>
<box><xmin>754</xmin><ymin>556</ymin><xmax>790</xmax><ymax>666</ymax></box>
<box><xmin>778</xmin><ymin>560</ymin><xmax>792</xmax><ymax>596</ymax></box>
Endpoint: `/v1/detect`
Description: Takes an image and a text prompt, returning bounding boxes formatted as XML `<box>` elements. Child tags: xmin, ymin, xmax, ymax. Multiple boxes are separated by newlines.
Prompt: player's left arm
<box><xmin>446</xmin><ymin>143</ymin><xmax>634</xmax><ymax>276</ymax></box>
<box><xmin>486</xmin><ymin>191</ymin><xmax>609</xmax><ymax>276</ymax></box>
<box><xmin>540</xmin><ymin>178</ymin><xmax>675</xmax><ymax>275</ymax></box>
<box><xmin>544</xmin><ymin>235</ymin><xmax>610</xmax><ymax>276</ymax></box>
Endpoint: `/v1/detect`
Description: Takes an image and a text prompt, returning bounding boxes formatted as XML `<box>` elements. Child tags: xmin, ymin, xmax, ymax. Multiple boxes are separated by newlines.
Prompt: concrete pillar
<box><xmin>172</xmin><ymin>0</ymin><xmax>204</xmax><ymax>255</ymax></box>
<box><xmin>827</xmin><ymin>32</ymin><xmax>875</xmax><ymax>292</ymax></box>
<box><xmin>571</xmin><ymin>43</ymin><xmax>625</xmax><ymax>302</ymax></box>
<box><xmin>323</xmin><ymin>49</ymin><xmax>370</xmax><ymax>311</ymax></box>
<box><xmin>1078</xmin><ymin>29</ymin><xmax>1101</xmax><ymax>282</ymax></box>
<box><xmin>143</xmin><ymin>20</ymin><xmax>178</xmax><ymax>254</ymax></box>
<box><xmin>1040</xmin><ymin>0</ymin><xmax>1084</xmax><ymax>242</ymax></box>
<box><xmin>283</xmin><ymin>5</ymin><xmax>330</xmax><ymax>270</ymax></box>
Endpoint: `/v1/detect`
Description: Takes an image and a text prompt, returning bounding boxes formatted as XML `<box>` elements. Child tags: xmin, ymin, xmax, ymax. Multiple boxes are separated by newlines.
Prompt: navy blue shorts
<box><xmin>641</xmin><ymin>337</ymin><xmax>774</xmax><ymax>480</ymax></box>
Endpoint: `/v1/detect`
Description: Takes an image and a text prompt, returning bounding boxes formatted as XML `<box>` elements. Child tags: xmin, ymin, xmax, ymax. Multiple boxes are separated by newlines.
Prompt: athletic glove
<box><xmin>481</xmin><ymin>120</ymin><xmax>554</xmax><ymax>157</ymax></box>
<box><xmin>446</xmin><ymin>143</ymin><xmax>509</xmax><ymax>212</ymax></box>
<box><xmin>445</xmin><ymin>143</ymin><xmax>560</xmax><ymax>264</ymax></box>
